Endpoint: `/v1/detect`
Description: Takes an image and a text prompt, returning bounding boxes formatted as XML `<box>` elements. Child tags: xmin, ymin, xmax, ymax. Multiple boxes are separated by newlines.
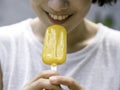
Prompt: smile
<box><xmin>46</xmin><ymin>12</ymin><xmax>72</xmax><ymax>24</ymax></box>
<box><xmin>48</xmin><ymin>13</ymin><xmax>69</xmax><ymax>21</ymax></box>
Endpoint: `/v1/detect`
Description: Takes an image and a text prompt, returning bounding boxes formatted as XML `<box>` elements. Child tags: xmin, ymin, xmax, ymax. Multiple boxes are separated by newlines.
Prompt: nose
<box><xmin>48</xmin><ymin>0</ymin><xmax>69</xmax><ymax>12</ymax></box>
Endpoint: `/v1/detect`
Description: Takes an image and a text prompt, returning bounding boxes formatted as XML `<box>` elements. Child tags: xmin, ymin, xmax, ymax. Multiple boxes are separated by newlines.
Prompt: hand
<box><xmin>23</xmin><ymin>70</ymin><xmax>62</xmax><ymax>90</ymax></box>
<box><xmin>49</xmin><ymin>76</ymin><xmax>85</xmax><ymax>90</ymax></box>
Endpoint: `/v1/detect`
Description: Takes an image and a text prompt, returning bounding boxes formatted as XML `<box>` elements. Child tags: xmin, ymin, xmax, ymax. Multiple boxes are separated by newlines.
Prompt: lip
<box><xmin>45</xmin><ymin>11</ymin><xmax>72</xmax><ymax>24</ymax></box>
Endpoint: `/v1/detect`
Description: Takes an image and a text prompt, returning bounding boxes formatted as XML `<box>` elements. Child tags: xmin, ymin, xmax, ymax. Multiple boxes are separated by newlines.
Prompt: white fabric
<box><xmin>0</xmin><ymin>19</ymin><xmax>120</xmax><ymax>90</ymax></box>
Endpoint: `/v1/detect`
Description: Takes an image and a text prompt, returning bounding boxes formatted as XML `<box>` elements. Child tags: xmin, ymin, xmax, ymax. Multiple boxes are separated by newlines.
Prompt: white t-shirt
<box><xmin>0</xmin><ymin>19</ymin><xmax>120</xmax><ymax>90</ymax></box>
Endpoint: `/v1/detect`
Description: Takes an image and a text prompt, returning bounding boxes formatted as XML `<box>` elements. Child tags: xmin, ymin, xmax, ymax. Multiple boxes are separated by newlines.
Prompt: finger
<box><xmin>49</xmin><ymin>76</ymin><xmax>85</xmax><ymax>90</ymax></box>
<box><xmin>31</xmin><ymin>70</ymin><xmax>60</xmax><ymax>83</ymax></box>
<box><xmin>24</xmin><ymin>78</ymin><xmax>62</xmax><ymax>90</ymax></box>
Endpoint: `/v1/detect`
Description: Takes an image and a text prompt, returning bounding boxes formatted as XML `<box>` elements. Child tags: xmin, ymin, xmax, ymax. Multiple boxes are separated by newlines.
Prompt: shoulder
<box><xmin>0</xmin><ymin>19</ymin><xmax>31</xmax><ymax>38</ymax></box>
<box><xmin>99</xmin><ymin>24</ymin><xmax>120</xmax><ymax>44</ymax></box>
<box><xmin>98</xmin><ymin>24</ymin><xmax>120</xmax><ymax>56</ymax></box>
<box><xmin>99</xmin><ymin>24</ymin><xmax>120</xmax><ymax>65</ymax></box>
<box><xmin>0</xmin><ymin>19</ymin><xmax>31</xmax><ymax>43</ymax></box>
<box><xmin>0</xmin><ymin>19</ymin><xmax>32</xmax><ymax>55</ymax></box>
<box><xmin>0</xmin><ymin>19</ymin><xmax>31</xmax><ymax>62</ymax></box>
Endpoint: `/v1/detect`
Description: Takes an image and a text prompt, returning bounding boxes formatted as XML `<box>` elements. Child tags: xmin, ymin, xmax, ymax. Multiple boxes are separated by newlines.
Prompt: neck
<box><xmin>30</xmin><ymin>17</ymin><xmax>46</xmax><ymax>44</ymax></box>
<box><xmin>67</xmin><ymin>19</ymin><xmax>98</xmax><ymax>53</ymax></box>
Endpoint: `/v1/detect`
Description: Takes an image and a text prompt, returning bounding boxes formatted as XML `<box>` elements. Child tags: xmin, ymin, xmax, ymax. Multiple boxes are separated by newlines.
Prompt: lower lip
<box><xmin>47</xmin><ymin>13</ymin><xmax>71</xmax><ymax>24</ymax></box>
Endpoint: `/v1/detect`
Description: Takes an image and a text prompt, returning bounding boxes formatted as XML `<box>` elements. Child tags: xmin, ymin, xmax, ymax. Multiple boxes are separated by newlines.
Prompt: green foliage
<box><xmin>102</xmin><ymin>16</ymin><xmax>114</xmax><ymax>28</ymax></box>
<box><xmin>94</xmin><ymin>14</ymin><xmax>114</xmax><ymax>28</ymax></box>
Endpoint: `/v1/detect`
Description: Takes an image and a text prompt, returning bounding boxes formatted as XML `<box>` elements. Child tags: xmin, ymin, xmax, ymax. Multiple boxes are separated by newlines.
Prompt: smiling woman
<box><xmin>30</xmin><ymin>0</ymin><xmax>93</xmax><ymax>33</ymax></box>
<box><xmin>0</xmin><ymin>0</ymin><xmax>120</xmax><ymax>90</ymax></box>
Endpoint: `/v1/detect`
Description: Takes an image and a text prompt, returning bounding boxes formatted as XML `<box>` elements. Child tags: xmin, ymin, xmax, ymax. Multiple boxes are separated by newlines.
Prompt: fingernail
<box><xmin>49</xmin><ymin>76</ymin><xmax>57</xmax><ymax>81</ymax></box>
<box><xmin>49</xmin><ymin>76</ymin><xmax>58</xmax><ymax>83</ymax></box>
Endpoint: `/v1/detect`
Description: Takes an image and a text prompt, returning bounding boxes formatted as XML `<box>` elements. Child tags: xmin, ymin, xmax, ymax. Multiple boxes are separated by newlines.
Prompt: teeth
<box><xmin>58</xmin><ymin>16</ymin><xmax>63</xmax><ymax>20</ymax></box>
<box><xmin>49</xmin><ymin>13</ymin><xmax>69</xmax><ymax>21</ymax></box>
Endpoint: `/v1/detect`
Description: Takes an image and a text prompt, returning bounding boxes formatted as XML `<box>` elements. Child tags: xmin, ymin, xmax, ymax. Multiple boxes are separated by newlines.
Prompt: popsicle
<box><xmin>42</xmin><ymin>25</ymin><xmax>67</xmax><ymax>71</ymax></box>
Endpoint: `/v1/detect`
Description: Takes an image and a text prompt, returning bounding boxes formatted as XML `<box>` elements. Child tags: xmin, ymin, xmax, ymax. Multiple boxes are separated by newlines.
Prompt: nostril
<box><xmin>48</xmin><ymin>0</ymin><xmax>69</xmax><ymax>11</ymax></box>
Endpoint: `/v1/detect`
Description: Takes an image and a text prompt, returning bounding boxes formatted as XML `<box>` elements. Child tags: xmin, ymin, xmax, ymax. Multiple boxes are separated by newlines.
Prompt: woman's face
<box><xmin>30</xmin><ymin>0</ymin><xmax>92</xmax><ymax>33</ymax></box>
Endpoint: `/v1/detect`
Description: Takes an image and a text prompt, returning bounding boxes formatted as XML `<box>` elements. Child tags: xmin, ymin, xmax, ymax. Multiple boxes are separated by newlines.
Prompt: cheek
<box><xmin>30</xmin><ymin>0</ymin><xmax>44</xmax><ymax>13</ymax></box>
<box><xmin>70</xmin><ymin>0</ymin><xmax>92</xmax><ymax>10</ymax></box>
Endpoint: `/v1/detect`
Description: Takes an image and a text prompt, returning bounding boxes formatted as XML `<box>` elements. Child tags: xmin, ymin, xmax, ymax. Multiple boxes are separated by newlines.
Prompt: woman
<box><xmin>0</xmin><ymin>0</ymin><xmax>119</xmax><ymax>90</ymax></box>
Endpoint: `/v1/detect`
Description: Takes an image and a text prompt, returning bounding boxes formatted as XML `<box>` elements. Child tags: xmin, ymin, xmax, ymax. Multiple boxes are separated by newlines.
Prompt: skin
<box><xmin>23</xmin><ymin>70</ymin><xmax>62</xmax><ymax>90</ymax></box>
<box><xmin>0</xmin><ymin>0</ymin><xmax>99</xmax><ymax>90</ymax></box>
<box><xmin>23</xmin><ymin>70</ymin><xmax>85</xmax><ymax>90</ymax></box>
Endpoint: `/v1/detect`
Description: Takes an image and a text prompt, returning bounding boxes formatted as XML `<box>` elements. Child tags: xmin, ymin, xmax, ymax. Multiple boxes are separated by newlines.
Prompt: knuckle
<box><xmin>23</xmin><ymin>83</ymin><xmax>33</xmax><ymax>90</ymax></box>
<box><xmin>31</xmin><ymin>78</ymin><xmax>44</xmax><ymax>87</ymax></box>
<box><xmin>80</xmin><ymin>86</ymin><xmax>86</xmax><ymax>90</ymax></box>
<box><xmin>37</xmin><ymin>78</ymin><xmax>45</xmax><ymax>84</ymax></box>
<box><xmin>68</xmin><ymin>77</ymin><xmax>75</xmax><ymax>85</ymax></box>
<box><xmin>23</xmin><ymin>85</ymin><xmax>29</xmax><ymax>90</ymax></box>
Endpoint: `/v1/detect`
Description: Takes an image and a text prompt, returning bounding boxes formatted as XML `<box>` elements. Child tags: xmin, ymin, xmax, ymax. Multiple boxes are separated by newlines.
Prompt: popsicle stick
<box><xmin>51</xmin><ymin>65</ymin><xmax>57</xmax><ymax>71</ymax></box>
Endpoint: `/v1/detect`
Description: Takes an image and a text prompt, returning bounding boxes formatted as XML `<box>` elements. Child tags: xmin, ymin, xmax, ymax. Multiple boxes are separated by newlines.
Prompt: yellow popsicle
<box><xmin>42</xmin><ymin>25</ymin><xmax>67</xmax><ymax>69</ymax></box>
